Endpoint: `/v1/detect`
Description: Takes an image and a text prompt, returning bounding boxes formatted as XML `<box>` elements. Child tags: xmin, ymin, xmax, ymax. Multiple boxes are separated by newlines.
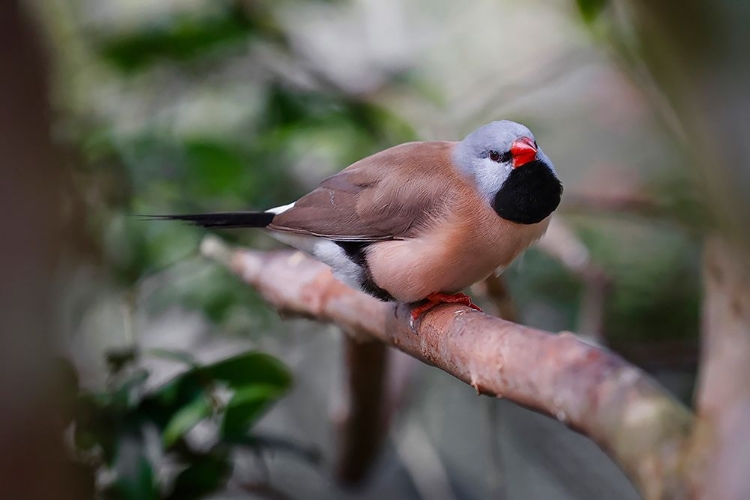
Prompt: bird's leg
<box><xmin>410</xmin><ymin>292</ymin><xmax>482</xmax><ymax>324</ymax></box>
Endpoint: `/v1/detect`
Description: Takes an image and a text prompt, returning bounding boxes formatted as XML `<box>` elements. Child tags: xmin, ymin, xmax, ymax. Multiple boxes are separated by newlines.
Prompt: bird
<box><xmin>148</xmin><ymin>120</ymin><xmax>563</xmax><ymax>322</ymax></box>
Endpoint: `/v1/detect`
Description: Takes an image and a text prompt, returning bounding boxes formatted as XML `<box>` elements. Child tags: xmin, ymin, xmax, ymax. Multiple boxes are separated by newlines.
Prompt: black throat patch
<box><xmin>492</xmin><ymin>160</ymin><xmax>563</xmax><ymax>225</ymax></box>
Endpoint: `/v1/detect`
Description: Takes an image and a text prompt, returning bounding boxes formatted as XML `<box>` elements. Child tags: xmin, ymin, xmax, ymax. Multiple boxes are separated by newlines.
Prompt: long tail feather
<box><xmin>140</xmin><ymin>211</ymin><xmax>275</xmax><ymax>229</ymax></box>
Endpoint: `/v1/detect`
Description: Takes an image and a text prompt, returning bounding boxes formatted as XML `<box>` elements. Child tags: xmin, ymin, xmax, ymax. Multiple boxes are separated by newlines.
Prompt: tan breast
<box><xmin>367</xmin><ymin>176</ymin><xmax>549</xmax><ymax>303</ymax></box>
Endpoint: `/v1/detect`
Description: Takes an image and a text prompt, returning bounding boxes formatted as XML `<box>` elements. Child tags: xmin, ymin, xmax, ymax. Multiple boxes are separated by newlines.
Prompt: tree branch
<box><xmin>201</xmin><ymin>236</ymin><xmax>693</xmax><ymax>499</ymax></box>
<box><xmin>335</xmin><ymin>337</ymin><xmax>388</xmax><ymax>485</ymax></box>
<box><xmin>691</xmin><ymin>237</ymin><xmax>750</xmax><ymax>498</ymax></box>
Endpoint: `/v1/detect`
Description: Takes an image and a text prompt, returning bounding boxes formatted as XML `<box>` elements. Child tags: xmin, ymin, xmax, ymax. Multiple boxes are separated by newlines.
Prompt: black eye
<box><xmin>489</xmin><ymin>150</ymin><xmax>511</xmax><ymax>163</ymax></box>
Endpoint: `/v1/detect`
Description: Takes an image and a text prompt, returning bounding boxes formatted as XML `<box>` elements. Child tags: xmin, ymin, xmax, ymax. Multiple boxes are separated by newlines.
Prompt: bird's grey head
<box><xmin>453</xmin><ymin>120</ymin><xmax>562</xmax><ymax>225</ymax></box>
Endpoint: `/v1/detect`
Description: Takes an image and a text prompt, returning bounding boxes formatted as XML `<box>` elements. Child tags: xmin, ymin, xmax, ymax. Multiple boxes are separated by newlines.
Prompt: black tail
<box><xmin>141</xmin><ymin>211</ymin><xmax>275</xmax><ymax>229</ymax></box>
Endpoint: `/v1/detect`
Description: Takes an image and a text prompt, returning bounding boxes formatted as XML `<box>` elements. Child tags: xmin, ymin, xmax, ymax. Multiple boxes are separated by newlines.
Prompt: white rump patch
<box><xmin>312</xmin><ymin>240</ymin><xmax>363</xmax><ymax>289</ymax></box>
<box><xmin>268</xmin><ymin>232</ymin><xmax>363</xmax><ymax>290</ymax></box>
<box><xmin>266</xmin><ymin>202</ymin><xmax>296</xmax><ymax>215</ymax></box>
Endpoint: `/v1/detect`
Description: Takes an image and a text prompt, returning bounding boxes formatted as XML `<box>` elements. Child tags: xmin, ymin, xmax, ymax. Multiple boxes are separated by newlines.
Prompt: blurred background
<box><xmin>6</xmin><ymin>0</ymin><xmax>742</xmax><ymax>498</ymax></box>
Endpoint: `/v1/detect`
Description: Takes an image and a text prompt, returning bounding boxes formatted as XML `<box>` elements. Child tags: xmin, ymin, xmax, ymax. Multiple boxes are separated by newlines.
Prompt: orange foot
<box><xmin>410</xmin><ymin>292</ymin><xmax>482</xmax><ymax>324</ymax></box>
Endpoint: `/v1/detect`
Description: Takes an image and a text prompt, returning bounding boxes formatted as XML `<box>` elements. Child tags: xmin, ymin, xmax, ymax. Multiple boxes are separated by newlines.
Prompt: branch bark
<box><xmin>202</xmin><ymin>236</ymin><xmax>692</xmax><ymax>498</ymax></box>
<box><xmin>689</xmin><ymin>237</ymin><xmax>750</xmax><ymax>498</ymax></box>
<box><xmin>335</xmin><ymin>337</ymin><xmax>388</xmax><ymax>485</ymax></box>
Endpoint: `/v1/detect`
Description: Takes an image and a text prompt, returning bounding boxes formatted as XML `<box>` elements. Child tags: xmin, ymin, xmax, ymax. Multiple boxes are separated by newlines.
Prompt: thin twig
<box><xmin>537</xmin><ymin>217</ymin><xmax>612</xmax><ymax>343</ymax></box>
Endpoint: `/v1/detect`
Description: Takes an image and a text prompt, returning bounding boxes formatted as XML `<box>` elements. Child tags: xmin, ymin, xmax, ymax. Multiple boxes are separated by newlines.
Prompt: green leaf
<box><xmin>109</xmin><ymin>433</ymin><xmax>158</xmax><ymax>500</ymax></box>
<box><xmin>162</xmin><ymin>395</ymin><xmax>212</xmax><ymax>447</ymax></box>
<box><xmin>138</xmin><ymin>371</ymin><xmax>205</xmax><ymax>429</ymax></box>
<box><xmin>221</xmin><ymin>385</ymin><xmax>285</xmax><ymax>439</ymax></box>
<box><xmin>111</xmin><ymin>369</ymin><xmax>150</xmax><ymax>410</ymax></box>
<box><xmin>98</xmin><ymin>5</ymin><xmax>256</xmax><ymax>73</ymax></box>
<box><xmin>140</xmin><ymin>351</ymin><xmax>290</xmax><ymax>437</ymax></box>
<box><xmin>204</xmin><ymin>351</ymin><xmax>292</xmax><ymax>391</ymax></box>
<box><xmin>576</xmin><ymin>0</ymin><xmax>608</xmax><ymax>24</ymax></box>
<box><xmin>167</xmin><ymin>453</ymin><xmax>231</xmax><ymax>500</ymax></box>
<box><xmin>74</xmin><ymin>393</ymin><xmax>118</xmax><ymax>463</ymax></box>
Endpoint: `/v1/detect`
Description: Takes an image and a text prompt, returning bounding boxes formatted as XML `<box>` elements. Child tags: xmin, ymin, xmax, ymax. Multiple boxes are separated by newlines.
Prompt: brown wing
<box><xmin>268</xmin><ymin>141</ymin><xmax>461</xmax><ymax>241</ymax></box>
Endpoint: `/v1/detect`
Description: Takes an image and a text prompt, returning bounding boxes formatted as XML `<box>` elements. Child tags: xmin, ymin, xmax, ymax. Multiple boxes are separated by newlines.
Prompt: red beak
<box><xmin>511</xmin><ymin>137</ymin><xmax>537</xmax><ymax>168</ymax></box>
